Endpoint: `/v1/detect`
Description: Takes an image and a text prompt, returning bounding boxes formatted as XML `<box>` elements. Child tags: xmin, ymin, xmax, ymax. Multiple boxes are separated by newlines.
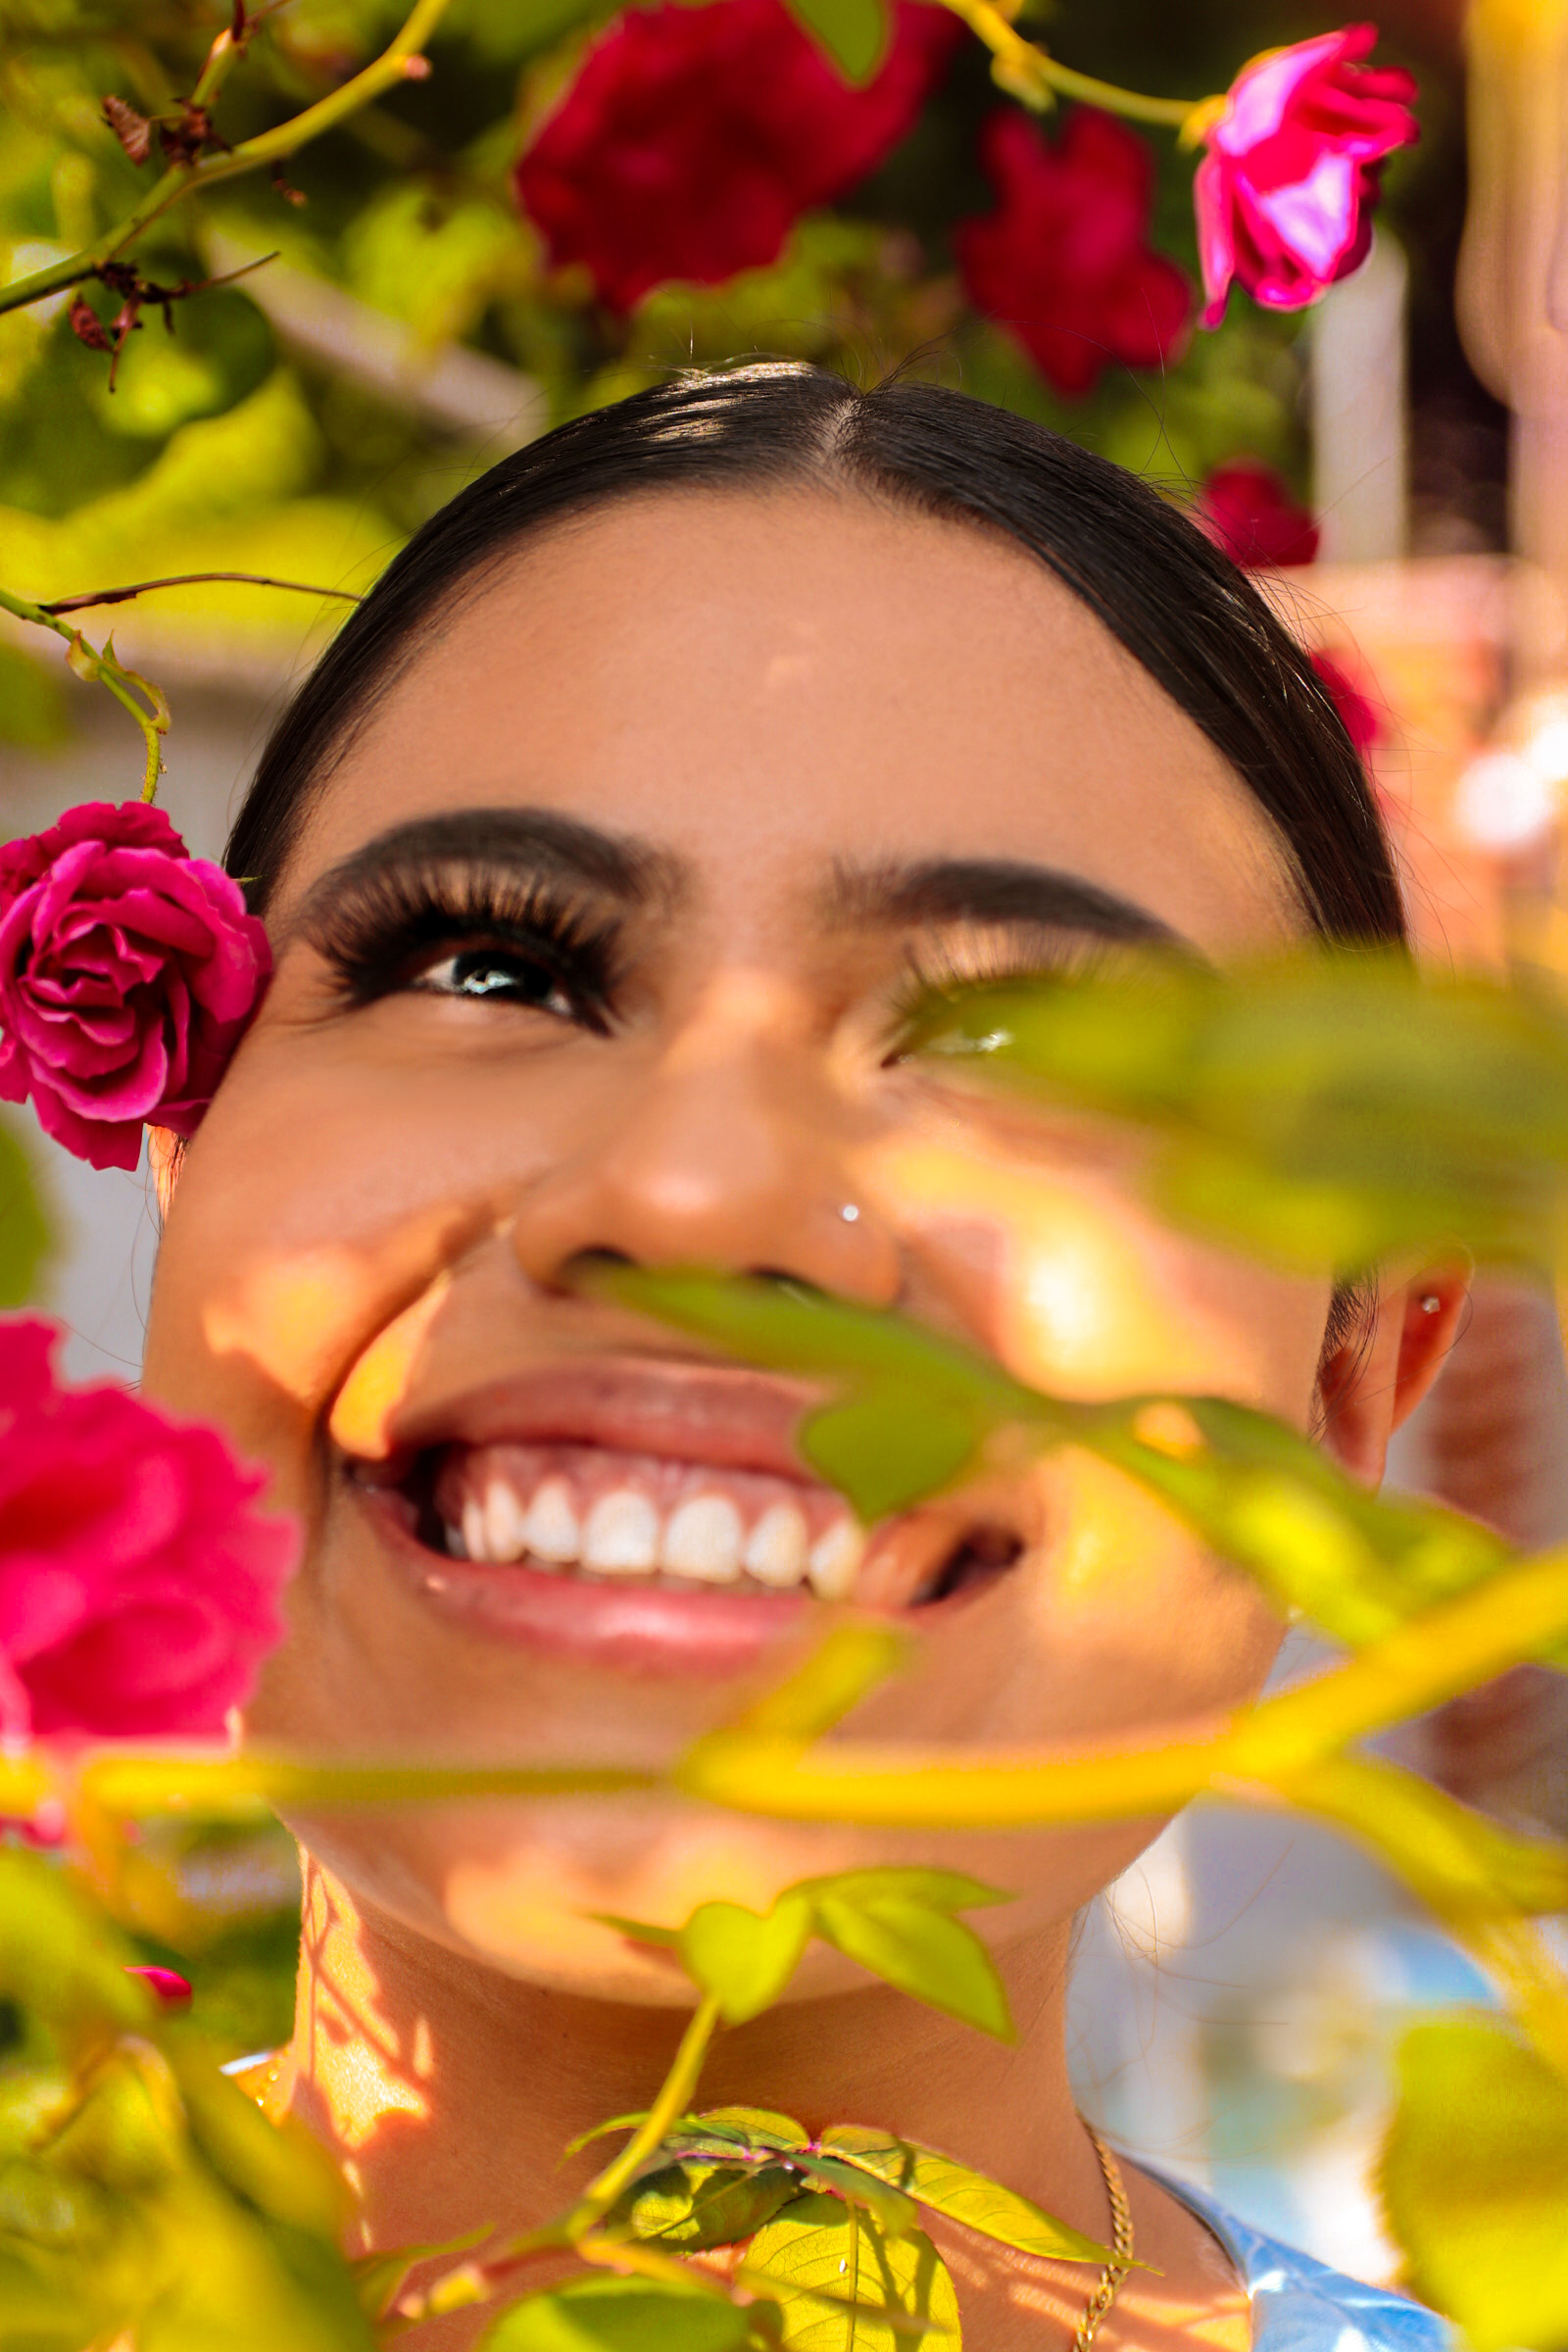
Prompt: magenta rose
<box><xmin>515</xmin><ymin>0</ymin><xmax>961</xmax><ymax>313</ymax></box>
<box><xmin>1198</xmin><ymin>459</ymin><xmax>1320</xmax><ymax>568</ymax></box>
<box><xmin>1311</xmin><ymin>650</ymin><xmax>1384</xmax><ymax>760</ymax></box>
<box><xmin>0</xmin><ymin>1318</ymin><xmax>297</xmax><ymax>1741</ymax></box>
<box><xmin>1193</xmin><ymin>24</ymin><xmax>1418</xmax><ymax>327</ymax></box>
<box><xmin>0</xmin><ymin>801</ymin><xmax>270</xmax><ymax>1172</ymax></box>
<box><xmin>956</xmin><ymin>108</ymin><xmax>1193</xmax><ymax>399</ymax></box>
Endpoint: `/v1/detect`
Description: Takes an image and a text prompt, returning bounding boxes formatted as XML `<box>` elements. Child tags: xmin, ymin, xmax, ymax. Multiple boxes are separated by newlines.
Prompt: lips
<box><xmin>342</xmin><ymin>1355</ymin><xmax>1021</xmax><ymax>1675</ymax></box>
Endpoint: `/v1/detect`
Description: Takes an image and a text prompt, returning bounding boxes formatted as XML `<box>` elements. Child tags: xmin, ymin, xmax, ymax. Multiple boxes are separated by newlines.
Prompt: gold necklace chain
<box><xmin>1073</xmin><ymin>2128</ymin><xmax>1135</xmax><ymax>2352</ymax></box>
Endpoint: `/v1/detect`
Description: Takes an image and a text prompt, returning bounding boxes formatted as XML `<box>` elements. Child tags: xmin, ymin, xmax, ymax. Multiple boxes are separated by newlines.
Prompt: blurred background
<box><xmin>2</xmin><ymin>0</ymin><xmax>1566</xmax><ymax>2284</ymax></box>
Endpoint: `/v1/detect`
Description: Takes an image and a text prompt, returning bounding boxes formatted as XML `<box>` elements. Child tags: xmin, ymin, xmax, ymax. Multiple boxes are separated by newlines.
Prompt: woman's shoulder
<box><xmin>1158</xmin><ymin>2176</ymin><xmax>1451</xmax><ymax>2352</ymax></box>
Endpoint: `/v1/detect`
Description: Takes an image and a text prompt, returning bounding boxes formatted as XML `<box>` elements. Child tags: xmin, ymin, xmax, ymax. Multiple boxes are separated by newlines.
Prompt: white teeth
<box><xmin>662</xmin><ymin>1494</ymin><xmax>744</xmax><ymax>1583</ymax></box>
<box><xmin>807</xmin><ymin>1518</ymin><xmax>863</xmax><ymax>1601</ymax></box>
<box><xmin>743</xmin><ymin>1501</ymin><xmax>808</xmax><ymax>1588</ymax></box>
<box><xmin>582</xmin><ymin>1489</ymin><xmax>660</xmax><ymax>1575</ymax></box>
<box><xmin>484</xmin><ymin>1479</ymin><xmax>528</xmax><ymax>1563</ymax></box>
<box><xmin>441</xmin><ymin>1473</ymin><xmax>856</xmax><ymax>1594</ymax></box>
<box><xmin>524</xmin><ymin>1477</ymin><xmax>580</xmax><ymax>1565</ymax></box>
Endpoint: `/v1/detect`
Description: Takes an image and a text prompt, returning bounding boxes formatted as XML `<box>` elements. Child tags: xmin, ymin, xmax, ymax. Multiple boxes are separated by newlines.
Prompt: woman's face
<box><xmin>143</xmin><ymin>488</ymin><xmax>1340</xmax><ymax>1998</ymax></box>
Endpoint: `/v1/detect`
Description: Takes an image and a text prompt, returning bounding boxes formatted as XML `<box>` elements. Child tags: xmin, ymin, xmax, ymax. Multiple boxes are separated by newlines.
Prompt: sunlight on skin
<box><xmin>297</xmin><ymin>1861</ymin><xmax>432</xmax><ymax>2157</ymax></box>
<box><xmin>862</xmin><ymin>1135</ymin><xmax>1327</xmax><ymax>1407</ymax></box>
<box><xmin>330</xmin><ymin>1273</ymin><xmax>455</xmax><ymax>1460</ymax></box>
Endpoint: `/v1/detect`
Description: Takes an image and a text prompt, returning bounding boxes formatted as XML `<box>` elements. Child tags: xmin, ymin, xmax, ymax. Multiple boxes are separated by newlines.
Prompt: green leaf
<box><xmin>818</xmin><ymin>2129</ymin><xmax>1111</xmax><ymax>2265</ymax></box>
<box><xmin>1381</xmin><ymin>2015</ymin><xmax>1568</xmax><ymax>2352</ymax></box>
<box><xmin>612</xmin><ymin>2157</ymin><xmax>801</xmax><ymax>2249</ymax></box>
<box><xmin>480</xmin><ymin>2273</ymin><xmax>755</xmax><ymax>2350</ymax></box>
<box><xmin>799</xmin><ymin>1387</ymin><xmax>987</xmax><ymax>1526</ymax></box>
<box><xmin>163</xmin><ymin>2026</ymin><xmax>347</xmax><ymax>2237</ymax></box>
<box><xmin>745</xmin><ymin>2194</ymin><xmax>959</xmax><ymax>2346</ymax></box>
<box><xmin>914</xmin><ymin>957</ymin><xmax>1568</xmax><ymax>1273</ymax></box>
<box><xmin>679</xmin><ymin>1896</ymin><xmax>814</xmax><ymax>2026</ymax></box>
<box><xmin>778</xmin><ymin>0</ymin><xmax>889</xmax><ymax>82</ymax></box>
<box><xmin>578</xmin><ymin>1265</ymin><xmax>1046</xmax><ymax>1522</ymax></box>
<box><xmin>0</xmin><ymin>1849</ymin><xmax>149</xmax><ymax>2045</ymax></box>
<box><xmin>677</xmin><ymin>2109</ymin><xmax>811</xmax><ymax>2153</ymax></box>
<box><xmin>786</xmin><ymin>2153</ymin><xmax>919</xmax><ymax>2238</ymax></box>
<box><xmin>0</xmin><ymin>1116</ymin><xmax>52</xmax><ymax>1307</ymax></box>
<box><xmin>811</xmin><ymin>1893</ymin><xmax>1013</xmax><ymax>2042</ymax></box>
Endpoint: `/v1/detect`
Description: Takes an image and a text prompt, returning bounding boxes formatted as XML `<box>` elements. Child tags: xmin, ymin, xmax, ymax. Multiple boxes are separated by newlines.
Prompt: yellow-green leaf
<box><xmin>613</xmin><ymin>2158</ymin><xmax>800</xmax><ymax>2250</ymax></box>
<box><xmin>1381</xmin><ymin>2015</ymin><xmax>1568</xmax><ymax>2352</ymax></box>
<box><xmin>480</xmin><ymin>2273</ymin><xmax>755</xmax><ymax>2350</ymax></box>
<box><xmin>745</xmin><ymin>2194</ymin><xmax>959</xmax><ymax>2347</ymax></box>
<box><xmin>680</xmin><ymin>1897</ymin><xmax>813</xmax><ymax>2026</ymax></box>
<box><xmin>818</xmin><ymin>2129</ymin><xmax>1111</xmax><ymax>2265</ymax></box>
<box><xmin>812</xmin><ymin>1894</ymin><xmax>1013</xmax><ymax>2042</ymax></box>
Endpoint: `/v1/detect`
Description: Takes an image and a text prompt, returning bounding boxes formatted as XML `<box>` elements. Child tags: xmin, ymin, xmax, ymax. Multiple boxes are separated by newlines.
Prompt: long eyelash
<box><xmin>304</xmin><ymin>859</ymin><xmax>624</xmax><ymax>1022</ymax></box>
<box><xmin>884</xmin><ymin>924</ymin><xmax>1121</xmax><ymax>1041</ymax></box>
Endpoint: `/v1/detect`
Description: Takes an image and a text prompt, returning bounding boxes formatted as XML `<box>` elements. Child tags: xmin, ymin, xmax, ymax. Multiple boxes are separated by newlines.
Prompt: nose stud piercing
<box><xmin>1420</xmin><ymin>1295</ymin><xmax>1442</xmax><ymax>1313</ymax></box>
<box><xmin>839</xmin><ymin>1202</ymin><xmax>860</xmax><ymax>1223</ymax></box>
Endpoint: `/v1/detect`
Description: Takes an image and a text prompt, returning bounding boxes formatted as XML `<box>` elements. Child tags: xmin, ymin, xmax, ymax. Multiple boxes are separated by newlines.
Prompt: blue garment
<box><xmin>1166</xmin><ymin>2177</ymin><xmax>1451</xmax><ymax>2352</ymax></box>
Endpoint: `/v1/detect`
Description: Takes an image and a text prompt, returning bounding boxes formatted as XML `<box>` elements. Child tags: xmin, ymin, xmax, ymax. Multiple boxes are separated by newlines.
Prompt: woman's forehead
<box><xmin>277</xmin><ymin>488</ymin><xmax>1302</xmax><ymax>954</ymax></box>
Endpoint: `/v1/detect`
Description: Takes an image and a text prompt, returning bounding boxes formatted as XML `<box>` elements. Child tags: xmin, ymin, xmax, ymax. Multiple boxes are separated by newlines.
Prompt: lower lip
<box><xmin>359</xmin><ymin>1483</ymin><xmax>811</xmax><ymax>1675</ymax></box>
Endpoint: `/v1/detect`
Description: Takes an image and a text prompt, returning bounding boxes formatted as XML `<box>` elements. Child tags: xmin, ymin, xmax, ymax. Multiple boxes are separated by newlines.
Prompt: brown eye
<box><xmin>414</xmin><ymin>947</ymin><xmax>580</xmax><ymax>1019</ymax></box>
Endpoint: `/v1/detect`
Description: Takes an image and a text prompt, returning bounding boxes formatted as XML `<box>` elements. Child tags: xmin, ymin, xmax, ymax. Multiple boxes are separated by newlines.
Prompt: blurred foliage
<box><xmin>0</xmin><ymin>1109</ymin><xmax>50</xmax><ymax>1303</ymax></box>
<box><xmin>0</xmin><ymin>0</ymin><xmax>1424</xmax><ymax>743</ymax></box>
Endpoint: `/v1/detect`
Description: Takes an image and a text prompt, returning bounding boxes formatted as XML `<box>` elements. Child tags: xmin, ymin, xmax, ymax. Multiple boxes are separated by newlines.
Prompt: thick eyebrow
<box><xmin>284</xmin><ymin>808</ymin><xmax>684</xmax><ymax>940</ymax></box>
<box><xmin>822</xmin><ymin>857</ymin><xmax>1185</xmax><ymax>947</ymax></box>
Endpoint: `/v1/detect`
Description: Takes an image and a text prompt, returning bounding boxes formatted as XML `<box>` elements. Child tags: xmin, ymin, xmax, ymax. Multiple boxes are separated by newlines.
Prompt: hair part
<box><xmin>227</xmin><ymin>362</ymin><xmax>1407</xmax><ymax>954</ymax></box>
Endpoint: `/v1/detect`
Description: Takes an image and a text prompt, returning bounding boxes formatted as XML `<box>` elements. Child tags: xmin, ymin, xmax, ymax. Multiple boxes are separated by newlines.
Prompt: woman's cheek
<box><xmin>866</xmin><ymin>1132</ymin><xmax>1326</xmax><ymax>1417</ymax></box>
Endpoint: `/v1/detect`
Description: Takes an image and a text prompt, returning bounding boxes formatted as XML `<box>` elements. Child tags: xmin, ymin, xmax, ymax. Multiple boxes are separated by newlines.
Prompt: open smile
<box><xmin>344</xmin><ymin>1356</ymin><xmax>1025</xmax><ymax>1674</ymax></box>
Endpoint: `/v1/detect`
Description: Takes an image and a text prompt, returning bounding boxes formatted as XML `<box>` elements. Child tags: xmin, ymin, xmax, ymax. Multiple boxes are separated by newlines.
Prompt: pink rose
<box><xmin>1193</xmin><ymin>24</ymin><xmax>1418</xmax><ymax>327</ymax></box>
<box><xmin>0</xmin><ymin>801</ymin><xmax>270</xmax><ymax>1172</ymax></box>
<box><xmin>515</xmin><ymin>0</ymin><xmax>961</xmax><ymax>313</ymax></box>
<box><xmin>1198</xmin><ymin>459</ymin><xmax>1320</xmax><ymax>567</ymax></box>
<box><xmin>0</xmin><ymin>1318</ymin><xmax>297</xmax><ymax>1741</ymax></box>
<box><xmin>956</xmin><ymin>109</ymin><xmax>1193</xmax><ymax>399</ymax></box>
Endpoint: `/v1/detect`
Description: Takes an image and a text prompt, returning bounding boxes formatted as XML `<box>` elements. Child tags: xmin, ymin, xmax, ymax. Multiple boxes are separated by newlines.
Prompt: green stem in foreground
<box><xmin>0</xmin><ymin>0</ymin><xmax>454</xmax><ymax>320</ymax></box>
<box><xmin>934</xmin><ymin>0</ymin><xmax>1200</xmax><ymax>122</ymax></box>
<box><xmin>413</xmin><ymin>1993</ymin><xmax>726</xmax><ymax>2322</ymax></box>
<box><xmin>565</xmin><ymin>1993</ymin><xmax>724</xmax><ymax>2234</ymax></box>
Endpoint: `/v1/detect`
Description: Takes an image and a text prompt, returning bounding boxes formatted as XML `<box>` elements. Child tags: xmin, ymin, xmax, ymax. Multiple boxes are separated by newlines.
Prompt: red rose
<box><xmin>1192</xmin><ymin>24</ymin><xmax>1418</xmax><ymax>327</ymax></box>
<box><xmin>956</xmin><ymin>108</ymin><xmax>1193</xmax><ymax>399</ymax></box>
<box><xmin>1198</xmin><ymin>459</ymin><xmax>1319</xmax><ymax>567</ymax></box>
<box><xmin>1311</xmin><ymin>650</ymin><xmax>1384</xmax><ymax>759</ymax></box>
<box><xmin>0</xmin><ymin>801</ymin><xmax>270</xmax><ymax>1173</ymax></box>
<box><xmin>515</xmin><ymin>0</ymin><xmax>961</xmax><ymax>312</ymax></box>
<box><xmin>0</xmin><ymin>1319</ymin><xmax>297</xmax><ymax>1741</ymax></box>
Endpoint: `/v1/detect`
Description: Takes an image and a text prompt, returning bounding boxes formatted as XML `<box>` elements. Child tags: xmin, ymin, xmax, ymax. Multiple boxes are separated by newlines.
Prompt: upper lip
<box><xmin>379</xmin><ymin>1355</ymin><xmax>827</xmax><ymax>1482</ymax></box>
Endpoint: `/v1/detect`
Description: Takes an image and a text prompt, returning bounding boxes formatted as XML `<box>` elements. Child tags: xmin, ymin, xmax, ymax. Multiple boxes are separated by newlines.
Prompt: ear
<box><xmin>1317</xmin><ymin>1261</ymin><xmax>1470</xmax><ymax>1487</ymax></box>
<box><xmin>147</xmin><ymin>1125</ymin><xmax>182</xmax><ymax>1221</ymax></box>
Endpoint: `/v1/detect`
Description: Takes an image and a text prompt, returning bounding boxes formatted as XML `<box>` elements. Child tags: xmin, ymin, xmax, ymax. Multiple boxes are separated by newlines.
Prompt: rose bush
<box><xmin>514</xmin><ymin>0</ymin><xmax>961</xmax><ymax>312</ymax></box>
<box><xmin>0</xmin><ymin>1319</ymin><xmax>297</xmax><ymax>1740</ymax></box>
<box><xmin>956</xmin><ymin>108</ymin><xmax>1193</xmax><ymax>398</ymax></box>
<box><xmin>0</xmin><ymin>801</ymin><xmax>270</xmax><ymax>1173</ymax></box>
<box><xmin>1192</xmin><ymin>24</ymin><xmax>1419</xmax><ymax>326</ymax></box>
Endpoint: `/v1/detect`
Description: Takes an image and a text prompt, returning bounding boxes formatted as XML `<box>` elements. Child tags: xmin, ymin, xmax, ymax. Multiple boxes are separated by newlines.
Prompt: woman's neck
<box><xmin>271</xmin><ymin>1857</ymin><xmax>1245</xmax><ymax>2352</ymax></box>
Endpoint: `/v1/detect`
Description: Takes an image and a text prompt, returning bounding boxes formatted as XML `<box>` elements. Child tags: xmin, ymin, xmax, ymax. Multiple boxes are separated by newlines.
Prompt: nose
<box><xmin>509</xmin><ymin>971</ymin><xmax>902</xmax><ymax>1304</ymax></box>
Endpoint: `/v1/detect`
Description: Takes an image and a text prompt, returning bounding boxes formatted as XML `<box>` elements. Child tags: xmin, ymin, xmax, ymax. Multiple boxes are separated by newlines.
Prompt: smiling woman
<box><xmin>140</xmin><ymin>366</ymin><xmax>1466</xmax><ymax>2352</ymax></box>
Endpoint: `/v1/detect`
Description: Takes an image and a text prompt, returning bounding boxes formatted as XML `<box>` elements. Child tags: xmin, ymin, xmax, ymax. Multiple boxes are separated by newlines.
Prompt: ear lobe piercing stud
<box><xmin>839</xmin><ymin>1202</ymin><xmax>860</xmax><ymax>1223</ymax></box>
<box><xmin>1420</xmin><ymin>1294</ymin><xmax>1443</xmax><ymax>1313</ymax></box>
